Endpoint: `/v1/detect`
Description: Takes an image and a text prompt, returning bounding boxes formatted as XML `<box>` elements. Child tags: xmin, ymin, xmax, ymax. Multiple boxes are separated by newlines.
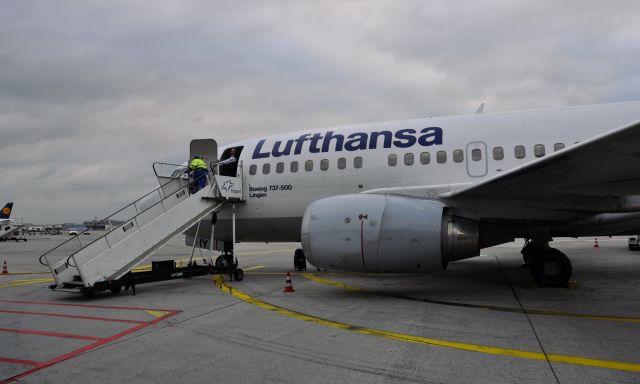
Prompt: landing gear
<box><xmin>521</xmin><ymin>239</ymin><xmax>572</xmax><ymax>287</ymax></box>
<box><xmin>215</xmin><ymin>254</ymin><xmax>235</xmax><ymax>268</ymax></box>
<box><xmin>521</xmin><ymin>240</ymin><xmax>535</xmax><ymax>265</ymax></box>
<box><xmin>233</xmin><ymin>268</ymin><xmax>244</xmax><ymax>281</ymax></box>
<box><xmin>294</xmin><ymin>248</ymin><xmax>306</xmax><ymax>271</ymax></box>
<box><xmin>215</xmin><ymin>252</ymin><xmax>243</xmax><ymax>281</ymax></box>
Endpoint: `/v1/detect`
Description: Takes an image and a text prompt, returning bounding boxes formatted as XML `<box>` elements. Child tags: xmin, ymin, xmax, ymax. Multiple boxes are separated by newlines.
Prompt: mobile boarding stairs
<box><xmin>39</xmin><ymin>160</ymin><xmax>245</xmax><ymax>297</ymax></box>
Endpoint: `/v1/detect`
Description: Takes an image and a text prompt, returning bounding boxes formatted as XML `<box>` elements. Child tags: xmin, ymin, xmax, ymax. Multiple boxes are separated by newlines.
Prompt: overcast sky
<box><xmin>1</xmin><ymin>1</ymin><xmax>639</xmax><ymax>224</ymax></box>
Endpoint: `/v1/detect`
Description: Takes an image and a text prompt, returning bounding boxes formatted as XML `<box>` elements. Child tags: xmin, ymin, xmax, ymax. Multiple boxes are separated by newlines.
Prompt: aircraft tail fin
<box><xmin>0</xmin><ymin>202</ymin><xmax>14</xmax><ymax>219</ymax></box>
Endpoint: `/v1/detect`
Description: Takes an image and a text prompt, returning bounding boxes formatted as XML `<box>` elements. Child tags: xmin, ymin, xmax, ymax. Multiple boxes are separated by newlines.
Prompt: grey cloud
<box><xmin>0</xmin><ymin>0</ymin><xmax>639</xmax><ymax>223</ymax></box>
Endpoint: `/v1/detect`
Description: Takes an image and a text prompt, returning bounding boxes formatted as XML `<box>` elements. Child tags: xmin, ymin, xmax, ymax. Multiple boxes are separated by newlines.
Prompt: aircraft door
<box><xmin>190</xmin><ymin>139</ymin><xmax>218</xmax><ymax>172</ymax></box>
<box><xmin>465</xmin><ymin>141</ymin><xmax>487</xmax><ymax>177</ymax></box>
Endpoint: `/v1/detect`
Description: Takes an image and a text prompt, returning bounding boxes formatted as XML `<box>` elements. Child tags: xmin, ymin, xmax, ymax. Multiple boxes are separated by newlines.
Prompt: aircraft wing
<box><xmin>442</xmin><ymin>118</ymin><xmax>640</xmax><ymax>213</ymax></box>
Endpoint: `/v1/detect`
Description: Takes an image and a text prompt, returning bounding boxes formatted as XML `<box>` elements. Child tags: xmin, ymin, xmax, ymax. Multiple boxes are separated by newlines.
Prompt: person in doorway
<box><xmin>189</xmin><ymin>155</ymin><xmax>208</xmax><ymax>193</ymax></box>
<box><xmin>218</xmin><ymin>148</ymin><xmax>238</xmax><ymax>177</ymax></box>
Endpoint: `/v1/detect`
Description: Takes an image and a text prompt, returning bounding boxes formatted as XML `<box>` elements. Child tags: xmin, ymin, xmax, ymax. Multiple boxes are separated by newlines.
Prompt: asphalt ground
<box><xmin>0</xmin><ymin>235</ymin><xmax>639</xmax><ymax>383</ymax></box>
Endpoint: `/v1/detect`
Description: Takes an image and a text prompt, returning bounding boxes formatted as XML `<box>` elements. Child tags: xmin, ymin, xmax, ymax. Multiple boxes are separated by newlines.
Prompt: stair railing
<box><xmin>39</xmin><ymin>165</ymin><xmax>211</xmax><ymax>268</ymax></box>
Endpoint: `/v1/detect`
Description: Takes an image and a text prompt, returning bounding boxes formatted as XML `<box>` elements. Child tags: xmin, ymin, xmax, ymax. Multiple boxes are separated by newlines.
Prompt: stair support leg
<box><xmin>188</xmin><ymin>219</ymin><xmax>203</xmax><ymax>266</ymax></box>
<box><xmin>232</xmin><ymin>203</ymin><xmax>237</xmax><ymax>265</ymax></box>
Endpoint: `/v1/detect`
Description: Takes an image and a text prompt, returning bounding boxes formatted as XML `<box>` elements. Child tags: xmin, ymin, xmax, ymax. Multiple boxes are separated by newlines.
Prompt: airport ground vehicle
<box><xmin>628</xmin><ymin>236</ymin><xmax>639</xmax><ymax>250</ymax></box>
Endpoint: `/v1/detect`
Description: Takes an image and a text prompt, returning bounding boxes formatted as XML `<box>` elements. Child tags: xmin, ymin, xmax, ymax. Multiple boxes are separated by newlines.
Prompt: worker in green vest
<box><xmin>189</xmin><ymin>155</ymin><xmax>208</xmax><ymax>193</ymax></box>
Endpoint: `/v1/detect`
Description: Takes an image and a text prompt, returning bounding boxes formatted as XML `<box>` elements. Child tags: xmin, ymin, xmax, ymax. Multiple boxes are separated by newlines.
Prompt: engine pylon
<box><xmin>283</xmin><ymin>272</ymin><xmax>295</xmax><ymax>293</ymax></box>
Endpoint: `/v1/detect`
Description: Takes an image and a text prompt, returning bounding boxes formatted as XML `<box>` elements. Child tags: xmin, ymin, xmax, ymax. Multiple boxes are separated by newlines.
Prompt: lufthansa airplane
<box><xmin>188</xmin><ymin>100</ymin><xmax>640</xmax><ymax>287</ymax></box>
<box><xmin>0</xmin><ymin>202</ymin><xmax>14</xmax><ymax>226</ymax></box>
<box><xmin>0</xmin><ymin>202</ymin><xmax>21</xmax><ymax>240</ymax></box>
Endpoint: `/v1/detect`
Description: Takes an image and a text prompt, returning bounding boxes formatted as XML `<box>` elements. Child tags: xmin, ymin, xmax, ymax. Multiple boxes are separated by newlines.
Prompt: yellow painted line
<box><xmin>302</xmin><ymin>273</ymin><xmax>365</xmax><ymax>292</ymax></box>
<box><xmin>14</xmin><ymin>278</ymin><xmax>55</xmax><ymax>283</ymax></box>
<box><xmin>0</xmin><ymin>278</ymin><xmax>54</xmax><ymax>288</ymax></box>
<box><xmin>145</xmin><ymin>310</ymin><xmax>172</xmax><ymax>318</ymax></box>
<box><xmin>0</xmin><ymin>271</ymin><xmax>52</xmax><ymax>276</ymax></box>
<box><xmin>302</xmin><ymin>274</ymin><xmax>640</xmax><ymax>324</ymax></box>
<box><xmin>243</xmin><ymin>265</ymin><xmax>265</xmax><ymax>271</ymax></box>
<box><xmin>214</xmin><ymin>275</ymin><xmax>640</xmax><ymax>373</ymax></box>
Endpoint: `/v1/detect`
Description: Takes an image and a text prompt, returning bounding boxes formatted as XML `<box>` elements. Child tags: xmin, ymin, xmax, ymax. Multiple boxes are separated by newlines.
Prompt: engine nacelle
<box><xmin>301</xmin><ymin>194</ymin><xmax>479</xmax><ymax>273</ymax></box>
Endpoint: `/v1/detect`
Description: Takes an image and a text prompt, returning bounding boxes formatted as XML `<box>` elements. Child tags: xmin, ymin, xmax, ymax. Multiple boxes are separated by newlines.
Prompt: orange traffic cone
<box><xmin>1</xmin><ymin>261</ymin><xmax>8</xmax><ymax>274</ymax></box>
<box><xmin>594</xmin><ymin>238</ymin><xmax>599</xmax><ymax>248</ymax></box>
<box><xmin>283</xmin><ymin>272</ymin><xmax>295</xmax><ymax>292</ymax></box>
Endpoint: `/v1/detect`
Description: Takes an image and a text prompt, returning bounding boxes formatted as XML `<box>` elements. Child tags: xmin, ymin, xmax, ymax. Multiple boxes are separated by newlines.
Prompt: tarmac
<box><xmin>1</xmin><ymin>234</ymin><xmax>639</xmax><ymax>383</ymax></box>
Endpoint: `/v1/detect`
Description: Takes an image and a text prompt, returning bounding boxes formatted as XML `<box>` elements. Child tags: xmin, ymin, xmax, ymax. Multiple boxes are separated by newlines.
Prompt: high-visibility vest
<box><xmin>190</xmin><ymin>158</ymin><xmax>207</xmax><ymax>170</ymax></box>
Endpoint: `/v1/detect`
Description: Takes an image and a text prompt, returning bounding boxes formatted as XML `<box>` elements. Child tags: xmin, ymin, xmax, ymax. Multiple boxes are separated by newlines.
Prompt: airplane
<box><xmin>185</xmin><ymin>100</ymin><xmax>640</xmax><ymax>287</ymax></box>
<box><xmin>0</xmin><ymin>202</ymin><xmax>26</xmax><ymax>242</ymax></box>
<box><xmin>0</xmin><ymin>202</ymin><xmax>14</xmax><ymax>225</ymax></box>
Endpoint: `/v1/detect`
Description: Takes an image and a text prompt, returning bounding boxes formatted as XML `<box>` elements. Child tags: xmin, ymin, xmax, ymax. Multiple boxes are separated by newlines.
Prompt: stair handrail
<box><xmin>38</xmin><ymin>164</ymin><xmax>207</xmax><ymax>267</ymax></box>
<box><xmin>152</xmin><ymin>162</ymin><xmax>189</xmax><ymax>179</ymax></box>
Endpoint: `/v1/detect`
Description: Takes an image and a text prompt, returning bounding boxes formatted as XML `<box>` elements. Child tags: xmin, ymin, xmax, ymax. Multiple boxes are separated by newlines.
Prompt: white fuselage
<box><xmin>210</xmin><ymin>101</ymin><xmax>640</xmax><ymax>242</ymax></box>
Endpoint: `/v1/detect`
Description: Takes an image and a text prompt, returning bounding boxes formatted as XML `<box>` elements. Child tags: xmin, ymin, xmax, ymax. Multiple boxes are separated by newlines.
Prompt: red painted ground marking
<box><xmin>0</xmin><ymin>309</ymin><xmax>146</xmax><ymax>324</ymax></box>
<box><xmin>0</xmin><ymin>357</ymin><xmax>38</xmax><ymax>367</ymax></box>
<box><xmin>0</xmin><ymin>307</ymin><xmax>180</xmax><ymax>384</ymax></box>
<box><xmin>0</xmin><ymin>327</ymin><xmax>104</xmax><ymax>341</ymax></box>
<box><xmin>0</xmin><ymin>299</ymin><xmax>177</xmax><ymax>312</ymax></box>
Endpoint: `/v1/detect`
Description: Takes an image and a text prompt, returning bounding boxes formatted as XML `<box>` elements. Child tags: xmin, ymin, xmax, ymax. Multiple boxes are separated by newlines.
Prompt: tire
<box><xmin>521</xmin><ymin>241</ymin><xmax>535</xmax><ymax>264</ymax></box>
<box><xmin>530</xmin><ymin>248</ymin><xmax>572</xmax><ymax>287</ymax></box>
<box><xmin>82</xmin><ymin>288</ymin><xmax>95</xmax><ymax>298</ymax></box>
<box><xmin>233</xmin><ymin>269</ymin><xmax>244</xmax><ymax>281</ymax></box>
<box><xmin>294</xmin><ymin>249</ymin><xmax>306</xmax><ymax>271</ymax></box>
<box><xmin>215</xmin><ymin>255</ymin><xmax>233</xmax><ymax>269</ymax></box>
<box><xmin>110</xmin><ymin>285</ymin><xmax>122</xmax><ymax>295</ymax></box>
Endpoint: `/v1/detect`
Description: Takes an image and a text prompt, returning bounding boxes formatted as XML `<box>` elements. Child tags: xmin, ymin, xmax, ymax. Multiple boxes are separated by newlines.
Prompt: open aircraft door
<box><xmin>190</xmin><ymin>139</ymin><xmax>218</xmax><ymax>171</ymax></box>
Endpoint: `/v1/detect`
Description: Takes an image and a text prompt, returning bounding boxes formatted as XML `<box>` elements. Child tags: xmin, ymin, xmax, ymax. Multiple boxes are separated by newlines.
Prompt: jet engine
<box><xmin>301</xmin><ymin>194</ymin><xmax>479</xmax><ymax>273</ymax></box>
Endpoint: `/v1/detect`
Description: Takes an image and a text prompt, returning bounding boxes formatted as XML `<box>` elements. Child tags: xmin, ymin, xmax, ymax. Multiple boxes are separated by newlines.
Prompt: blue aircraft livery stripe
<box><xmin>252</xmin><ymin>127</ymin><xmax>443</xmax><ymax>159</ymax></box>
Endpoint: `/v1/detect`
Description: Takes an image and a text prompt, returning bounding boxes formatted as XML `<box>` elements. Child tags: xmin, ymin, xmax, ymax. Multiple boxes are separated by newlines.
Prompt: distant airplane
<box><xmin>0</xmin><ymin>202</ymin><xmax>14</xmax><ymax>225</ymax></box>
<box><xmin>0</xmin><ymin>202</ymin><xmax>26</xmax><ymax>241</ymax></box>
<box><xmin>186</xmin><ymin>100</ymin><xmax>640</xmax><ymax>287</ymax></box>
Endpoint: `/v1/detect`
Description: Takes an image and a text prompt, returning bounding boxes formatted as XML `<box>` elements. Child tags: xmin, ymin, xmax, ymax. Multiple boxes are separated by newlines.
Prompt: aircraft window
<box><xmin>437</xmin><ymin>151</ymin><xmax>447</xmax><ymax>164</ymax></box>
<box><xmin>554</xmin><ymin>143</ymin><xmax>565</xmax><ymax>151</ymax></box>
<box><xmin>453</xmin><ymin>149</ymin><xmax>464</xmax><ymax>163</ymax></box>
<box><xmin>404</xmin><ymin>153</ymin><xmax>414</xmax><ymax>166</ymax></box>
<box><xmin>471</xmin><ymin>149</ymin><xmax>481</xmax><ymax>161</ymax></box>
<box><xmin>388</xmin><ymin>154</ymin><xmax>397</xmax><ymax>166</ymax></box>
<box><xmin>514</xmin><ymin>145</ymin><xmax>526</xmax><ymax>159</ymax></box>
<box><xmin>534</xmin><ymin>144</ymin><xmax>545</xmax><ymax>158</ymax></box>
<box><xmin>320</xmin><ymin>159</ymin><xmax>329</xmax><ymax>171</ymax></box>
<box><xmin>420</xmin><ymin>152</ymin><xmax>430</xmax><ymax>164</ymax></box>
<box><xmin>276</xmin><ymin>162</ymin><xmax>284</xmax><ymax>174</ymax></box>
<box><xmin>249</xmin><ymin>165</ymin><xmax>257</xmax><ymax>175</ymax></box>
<box><xmin>493</xmin><ymin>147</ymin><xmax>504</xmax><ymax>160</ymax></box>
<box><xmin>305</xmin><ymin>160</ymin><xmax>313</xmax><ymax>172</ymax></box>
<box><xmin>290</xmin><ymin>161</ymin><xmax>299</xmax><ymax>173</ymax></box>
<box><xmin>337</xmin><ymin>157</ymin><xmax>346</xmax><ymax>169</ymax></box>
<box><xmin>354</xmin><ymin>156</ymin><xmax>363</xmax><ymax>169</ymax></box>
<box><xmin>262</xmin><ymin>163</ymin><xmax>270</xmax><ymax>175</ymax></box>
